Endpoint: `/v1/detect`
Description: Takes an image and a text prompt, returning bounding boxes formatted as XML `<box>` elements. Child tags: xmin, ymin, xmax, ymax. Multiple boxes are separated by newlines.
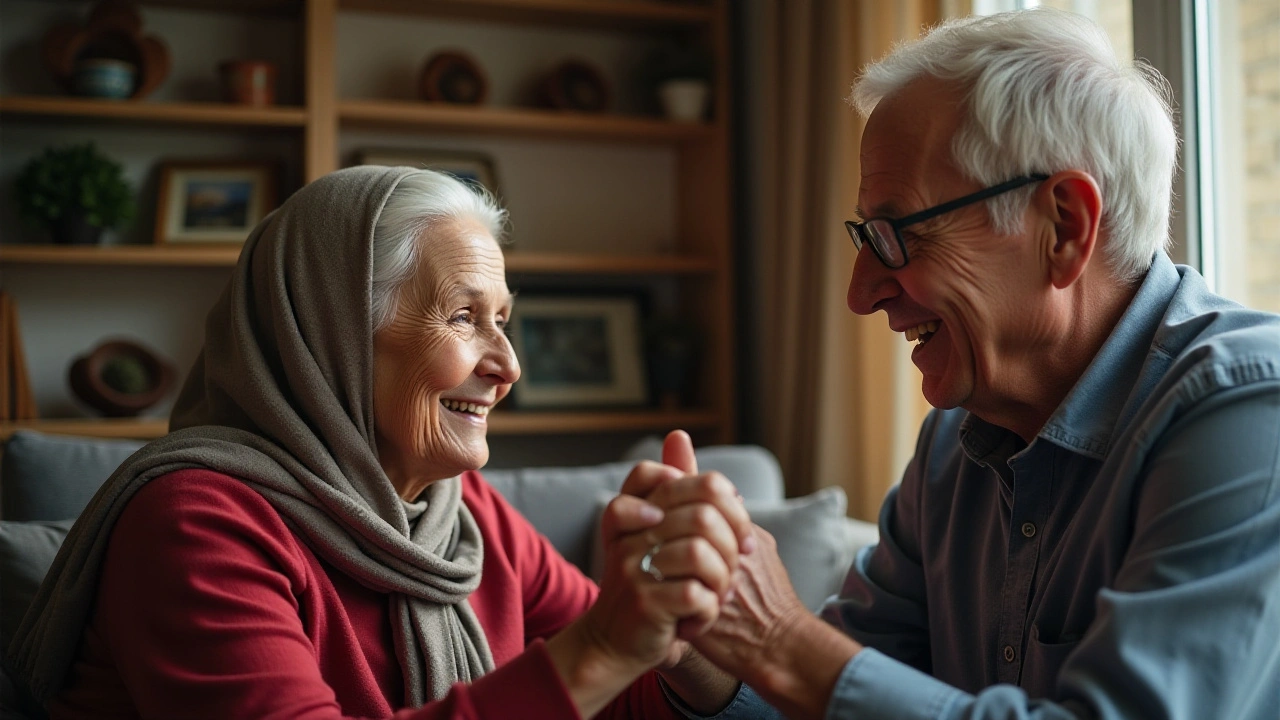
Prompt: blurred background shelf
<box><xmin>338</xmin><ymin>100</ymin><xmax>716</xmax><ymax>143</ymax></box>
<box><xmin>0</xmin><ymin>409</ymin><xmax>720</xmax><ymax>441</ymax></box>
<box><xmin>0</xmin><ymin>246</ymin><xmax>718</xmax><ymax>273</ymax></box>
<box><xmin>0</xmin><ymin>96</ymin><xmax>308</xmax><ymax>128</ymax></box>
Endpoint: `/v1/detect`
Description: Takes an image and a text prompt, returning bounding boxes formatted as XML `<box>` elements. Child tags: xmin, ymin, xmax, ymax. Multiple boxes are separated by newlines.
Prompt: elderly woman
<box><xmin>7</xmin><ymin>167</ymin><xmax>750</xmax><ymax>719</ymax></box>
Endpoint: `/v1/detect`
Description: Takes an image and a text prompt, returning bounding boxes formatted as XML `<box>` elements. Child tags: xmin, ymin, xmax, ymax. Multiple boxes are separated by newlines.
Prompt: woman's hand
<box><xmin>544</xmin><ymin>430</ymin><xmax>755</xmax><ymax>717</ymax></box>
<box><xmin>586</xmin><ymin>457</ymin><xmax>748</xmax><ymax>665</ymax></box>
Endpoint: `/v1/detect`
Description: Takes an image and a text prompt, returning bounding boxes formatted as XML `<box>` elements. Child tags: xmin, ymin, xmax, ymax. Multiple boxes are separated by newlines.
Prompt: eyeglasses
<box><xmin>844</xmin><ymin>174</ymin><xmax>1050</xmax><ymax>269</ymax></box>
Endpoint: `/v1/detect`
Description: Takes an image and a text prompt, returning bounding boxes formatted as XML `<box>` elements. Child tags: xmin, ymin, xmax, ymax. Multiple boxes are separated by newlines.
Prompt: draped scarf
<box><xmin>6</xmin><ymin>166</ymin><xmax>495</xmax><ymax>709</ymax></box>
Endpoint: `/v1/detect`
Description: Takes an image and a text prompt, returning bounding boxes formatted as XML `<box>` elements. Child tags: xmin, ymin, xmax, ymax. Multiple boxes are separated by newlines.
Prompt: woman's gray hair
<box><xmin>371</xmin><ymin>169</ymin><xmax>508</xmax><ymax>331</ymax></box>
<box><xmin>850</xmin><ymin>8</ymin><xmax>1179</xmax><ymax>281</ymax></box>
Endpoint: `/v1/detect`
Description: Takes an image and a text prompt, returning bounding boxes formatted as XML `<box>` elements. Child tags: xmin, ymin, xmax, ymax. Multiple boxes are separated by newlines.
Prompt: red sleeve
<box><xmin>462</xmin><ymin>473</ymin><xmax>684</xmax><ymax>720</ymax></box>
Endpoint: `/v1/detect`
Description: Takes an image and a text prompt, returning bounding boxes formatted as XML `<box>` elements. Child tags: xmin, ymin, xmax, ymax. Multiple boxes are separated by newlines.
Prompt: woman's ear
<box><xmin>1037</xmin><ymin>171</ymin><xmax>1103</xmax><ymax>289</ymax></box>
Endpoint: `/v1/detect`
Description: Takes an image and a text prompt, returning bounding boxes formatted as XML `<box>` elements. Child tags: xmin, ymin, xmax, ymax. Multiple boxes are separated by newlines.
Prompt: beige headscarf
<box><xmin>6</xmin><ymin>166</ymin><xmax>495</xmax><ymax>709</ymax></box>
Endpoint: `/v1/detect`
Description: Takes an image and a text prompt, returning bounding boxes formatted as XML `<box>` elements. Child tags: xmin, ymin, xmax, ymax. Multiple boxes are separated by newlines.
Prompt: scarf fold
<box><xmin>6</xmin><ymin>166</ymin><xmax>494</xmax><ymax>709</ymax></box>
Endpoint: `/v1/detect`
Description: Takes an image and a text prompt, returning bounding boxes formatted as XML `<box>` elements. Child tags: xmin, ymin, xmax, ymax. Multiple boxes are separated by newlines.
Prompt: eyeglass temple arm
<box><xmin>894</xmin><ymin>174</ymin><xmax>1051</xmax><ymax>227</ymax></box>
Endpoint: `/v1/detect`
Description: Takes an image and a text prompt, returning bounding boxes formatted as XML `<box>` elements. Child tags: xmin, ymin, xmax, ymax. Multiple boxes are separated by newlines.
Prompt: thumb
<box><xmin>662</xmin><ymin>429</ymin><xmax>698</xmax><ymax>475</ymax></box>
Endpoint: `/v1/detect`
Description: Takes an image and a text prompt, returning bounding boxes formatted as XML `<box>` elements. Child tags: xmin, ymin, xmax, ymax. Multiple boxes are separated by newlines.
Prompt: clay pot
<box><xmin>68</xmin><ymin>339</ymin><xmax>175</xmax><ymax>417</ymax></box>
<box><xmin>219</xmin><ymin>60</ymin><xmax>277</xmax><ymax>106</ymax></box>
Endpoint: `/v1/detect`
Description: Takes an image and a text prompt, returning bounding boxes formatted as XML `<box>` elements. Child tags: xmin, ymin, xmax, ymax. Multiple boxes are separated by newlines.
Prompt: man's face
<box><xmin>847</xmin><ymin>77</ymin><xmax>1049</xmax><ymax>415</ymax></box>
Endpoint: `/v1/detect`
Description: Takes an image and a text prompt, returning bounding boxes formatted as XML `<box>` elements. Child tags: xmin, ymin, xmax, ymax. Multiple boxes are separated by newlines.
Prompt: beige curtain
<box><xmin>747</xmin><ymin>0</ymin><xmax>963</xmax><ymax>519</ymax></box>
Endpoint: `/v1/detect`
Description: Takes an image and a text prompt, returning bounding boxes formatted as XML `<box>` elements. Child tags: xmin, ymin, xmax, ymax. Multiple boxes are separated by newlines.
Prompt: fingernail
<box><xmin>742</xmin><ymin>535</ymin><xmax>757</xmax><ymax>554</ymax></box>
<box><xmin>640</xmin><ymin>505</ymin><xmax>664</xmax><ymax>523</ymax></box>
<box><xmin>724</xmin><ymin>588</ymin><xmax>736</xmax><ymax>603</ymax></box>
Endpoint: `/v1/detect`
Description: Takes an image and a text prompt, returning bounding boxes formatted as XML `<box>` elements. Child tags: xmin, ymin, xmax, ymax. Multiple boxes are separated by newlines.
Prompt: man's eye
<box><xmin>450</xmin><ymin>312</ymin><xmax>472</xmax><ymax>324</ymax></box>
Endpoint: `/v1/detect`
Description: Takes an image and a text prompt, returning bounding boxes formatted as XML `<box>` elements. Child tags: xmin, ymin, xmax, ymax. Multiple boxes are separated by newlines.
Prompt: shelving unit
<box><xmin>0</xmin><ymin>0</ymin><xmax>734</xmax><ymax>448</ymax></box>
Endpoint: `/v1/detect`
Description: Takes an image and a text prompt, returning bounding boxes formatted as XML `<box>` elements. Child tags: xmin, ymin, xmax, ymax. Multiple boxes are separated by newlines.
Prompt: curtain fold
<box><xmin>745</xmin><ymin>0</ymin><xmax>957</xmax><ymax>519</ymax></box>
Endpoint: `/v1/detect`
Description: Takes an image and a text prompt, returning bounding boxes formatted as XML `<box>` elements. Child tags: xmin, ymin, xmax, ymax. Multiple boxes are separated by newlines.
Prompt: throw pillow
<box><xmin>588</xmin><ymin>486</ymin><xmax>858</xmax><ymax>612</ymax></box>
<box><xmin>0</xmin><ymin>519</ymin><xmax>74</xmax><ymax>653</ymax></box>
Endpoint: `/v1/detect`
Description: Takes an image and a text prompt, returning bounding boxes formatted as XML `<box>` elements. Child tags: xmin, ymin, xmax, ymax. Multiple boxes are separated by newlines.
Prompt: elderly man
<box><xmin>658</xmin><ymin>8</ymin><xmax>1280</xmax><ymax>720</ymax></box>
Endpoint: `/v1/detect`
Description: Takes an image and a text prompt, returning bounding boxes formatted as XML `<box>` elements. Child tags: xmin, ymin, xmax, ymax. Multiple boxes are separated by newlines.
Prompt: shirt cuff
<box><xmin>826</xmin><ymin>648</ymin><xmax>964</xmax><ymax>720</ymax></box>
<box><xmin>659</xmin><ymin>676</ymin><xmax>784</xmax><ymax>720</ymax></box>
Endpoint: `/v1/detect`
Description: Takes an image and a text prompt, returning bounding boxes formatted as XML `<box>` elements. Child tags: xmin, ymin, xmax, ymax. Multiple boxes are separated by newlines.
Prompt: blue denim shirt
<box><xmin>692</xmin><ymin>254</ymin><xmax>1280</xmax><ymax>719</ymax></box>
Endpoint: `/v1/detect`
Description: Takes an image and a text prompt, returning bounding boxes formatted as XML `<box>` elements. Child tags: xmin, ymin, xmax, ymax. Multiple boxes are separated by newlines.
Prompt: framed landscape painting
<box><xmin>155</xmin><ymin>161</ymin><xmax>276</xmax><ymax>245</ymax></box>
<box><xmin>508</xmin><ymin>295</ymin><xmax>647</xmax><ymax>408</ymax></box>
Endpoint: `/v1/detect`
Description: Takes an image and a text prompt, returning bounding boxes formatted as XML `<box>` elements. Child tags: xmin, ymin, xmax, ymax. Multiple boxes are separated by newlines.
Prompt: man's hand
<box><xmin>695</xmin><ymin>526</ymin><xmax>863</xmax><ymax>720</ymax></box>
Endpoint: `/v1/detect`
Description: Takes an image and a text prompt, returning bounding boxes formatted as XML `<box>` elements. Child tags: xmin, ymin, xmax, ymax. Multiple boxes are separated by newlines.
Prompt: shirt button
<box><xmin>1003</xmin><ymin>645</ymin><xmax>1016</xmax><ymax>663</ymax></box>
<box><xmin>1021</xmin><ymin>522</ymin><xmax>1036</xmax><ymax>538</ymax></box>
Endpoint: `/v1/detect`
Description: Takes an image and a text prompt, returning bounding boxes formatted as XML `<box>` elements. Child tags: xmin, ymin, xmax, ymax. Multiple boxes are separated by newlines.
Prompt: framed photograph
<box><xmin>508</xmin><ymin>296</ymin><xmax>648</xmax><ymax>408</ymax></box>
<box><xmin>155</xmin><ymin>161</ymin><xmax>276</xmax><ymax>245</ymax></box>
<box><xmin>357</xmin><ymin>148</ymin><xmax>499</xmax><ymax>197</ymax></box>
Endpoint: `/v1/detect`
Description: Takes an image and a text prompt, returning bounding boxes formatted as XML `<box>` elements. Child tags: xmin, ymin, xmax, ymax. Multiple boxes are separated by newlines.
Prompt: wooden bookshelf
<box><xmin>4</xmin><ymin>0</ymin><xmax>735</xmax><ymax>444</ymax></box>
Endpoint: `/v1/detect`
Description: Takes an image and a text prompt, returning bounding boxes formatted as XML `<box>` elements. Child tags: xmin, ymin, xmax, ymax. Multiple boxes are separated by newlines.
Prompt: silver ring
<box><xmin>639</xmin><ymin>543</ymin><xmax>664</xmax><ymax>582</ymax></box>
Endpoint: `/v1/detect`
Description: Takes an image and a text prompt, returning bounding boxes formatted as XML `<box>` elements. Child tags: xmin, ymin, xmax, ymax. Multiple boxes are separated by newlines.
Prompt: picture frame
<box><xmin>154</xmin><ymin>161</ymin><xmax>276</xmax><ymax>245</ymax></box>
<box><xmin>356</xmin><ymin>148</ymin><xmax>500</xmax><ymax>197</ymax></box>
<box><xmin>508</xmin><ymin>295</ymin><xmax>648</xmax><ymax>409</ymax></box>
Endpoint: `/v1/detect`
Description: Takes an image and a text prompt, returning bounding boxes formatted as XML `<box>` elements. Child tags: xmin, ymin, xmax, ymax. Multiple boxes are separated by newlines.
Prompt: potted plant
<box><xmin>643</xmin><ymin>42</ymin><xmax>715</xmax><ymax>122</ymax></box>
<box><xmin>13</xmin><ymin>142</ymin><xmax>134</xmax><ymax>244</ymax></box>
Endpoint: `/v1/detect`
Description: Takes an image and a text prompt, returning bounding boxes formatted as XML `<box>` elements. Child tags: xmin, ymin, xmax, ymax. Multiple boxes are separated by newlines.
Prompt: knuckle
<box><xmin>691</xmin><ymin>504</ymin><xmax>720</xmax><ymax>532</ymax></box>
<box><xmin>677</xmin><ymin>580</ymin><xmax>703</xmax><ymax>606</ymax></box>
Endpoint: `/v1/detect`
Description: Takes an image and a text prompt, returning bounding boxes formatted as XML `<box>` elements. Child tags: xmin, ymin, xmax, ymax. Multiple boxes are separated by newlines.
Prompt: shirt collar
<box><xmin>959</xmin><ymin>254</ymin><xmax>1183</xmax><ymax>463</ymax></box>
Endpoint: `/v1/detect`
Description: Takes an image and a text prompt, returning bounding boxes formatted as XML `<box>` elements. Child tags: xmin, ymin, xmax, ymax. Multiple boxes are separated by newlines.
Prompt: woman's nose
<box><xmin>847</xmin><ymin>243</ymin><xmax>901</xmax><ymax>315</ymax></box>
<box><xmin>479</xmin><ymin>333</ymin><xmax>520</xmax><ymax>385</ymax></box>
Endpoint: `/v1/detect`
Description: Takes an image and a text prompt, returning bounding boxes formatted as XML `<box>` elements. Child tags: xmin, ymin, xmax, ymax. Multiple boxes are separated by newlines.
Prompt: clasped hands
<box><xmin>583</xmin><ymin>430</ymin><xmax>809</xmax><ymax>688</ymax></box>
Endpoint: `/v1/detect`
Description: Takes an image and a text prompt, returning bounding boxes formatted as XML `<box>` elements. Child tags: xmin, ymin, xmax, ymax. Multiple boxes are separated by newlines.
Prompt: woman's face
<box><xmin>372</xmin><ymin>218</ymin><xmax>519</xmax><ymax>494</ymax></box>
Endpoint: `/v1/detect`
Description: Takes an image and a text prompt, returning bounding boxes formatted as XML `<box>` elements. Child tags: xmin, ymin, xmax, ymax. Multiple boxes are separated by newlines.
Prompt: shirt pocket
<box><xmin>1023</xmin><ymin>624</ymin><xmax>1082</xmax><ymax>694</ymax></box>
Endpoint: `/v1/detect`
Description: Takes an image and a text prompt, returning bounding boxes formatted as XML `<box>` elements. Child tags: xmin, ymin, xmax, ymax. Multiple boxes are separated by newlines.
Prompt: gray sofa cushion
<box><xmin>1</xmin><ymin>431</ymin><xmax>143</xmax><ymax>521</ymax></box>
<box><xmin>482</xmin><ymin>461</ymin><xmax>636</xmax><ymax>573</ymax></box>
<box><xmin>0</xmin><ymin>519</ymin><xmax>74</xmax><ymax>653</ymax></box>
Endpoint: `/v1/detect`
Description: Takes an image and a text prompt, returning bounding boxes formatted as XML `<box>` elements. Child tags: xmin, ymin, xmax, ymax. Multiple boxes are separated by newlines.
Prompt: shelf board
<box><xmin>340</xmin><ymin>100</ymin><xmax>714</xmax><ymax>143</ymax></box>
<box><xmin>2</xmin><ymin>245</ymin><xmax>716</xmax><ymax>274</ymax></box>
<box><xmin>487</xmin><ymin>409</ymin><xmax>722</xmax><ymax>435</ymax></box>
<box><xmin>1</xmin><ymin>244</ymin><xmax>242</xmax><ymax>267</ymax></box>
<box><xmin>0</xmin><ymin>418</ymin><xmax>169</xmax><ymax>441</ymax></box>
<box><xmin>0</xmin><ymin>96</ymin><xmax>307</xmax><ymax>128</ymax></box>
<box><xmin>1</xmin><ymin>411</ymin><xmax>719</xmax><ymax>441</ymax></box>
<box><xmin>341</xmin><ymin>0</ymin><xmax>713</xmax><ymax>29</ymax></box>
<box><xmin>504</xmin><ymin>252</ymin><xmax>716</xmax><ymax>274</ymax></box>
<box><xmin>144</xmin><ymin>0</ymin><xmax>302</xmax><ymax>14</ymax></box>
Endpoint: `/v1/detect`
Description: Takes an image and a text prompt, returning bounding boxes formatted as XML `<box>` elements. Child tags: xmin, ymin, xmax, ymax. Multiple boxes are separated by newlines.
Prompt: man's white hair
<box><xmin>371</xmin><ymin>169</ymin><xmax>508</xmax><ymax>332</ymax></box>
<box><xmin>850</xmin><ymin>8</ymin><xmax>1178</xmax><ymax>281</ymax></box>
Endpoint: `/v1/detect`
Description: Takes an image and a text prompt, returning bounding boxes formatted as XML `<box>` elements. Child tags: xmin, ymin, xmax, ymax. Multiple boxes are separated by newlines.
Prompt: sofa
<box><xmin>0</xmin><ymin>430</ymin><xmax>878</xmax><ymax>715</ymax></box>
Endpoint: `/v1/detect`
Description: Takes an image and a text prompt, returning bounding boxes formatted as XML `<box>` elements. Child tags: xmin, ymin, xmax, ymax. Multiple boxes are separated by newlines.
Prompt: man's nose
<box><xmin>847</xmin><ymin>243</ymin><xmax>900</xmax><ymax>315</ymax></box>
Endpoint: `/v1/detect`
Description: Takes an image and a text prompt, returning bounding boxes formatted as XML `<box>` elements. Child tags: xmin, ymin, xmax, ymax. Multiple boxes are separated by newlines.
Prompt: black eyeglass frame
<box><xmin>845</xmin><ymin>174</ymin><xmax>1051</xmax><ymax>269</ymax></box>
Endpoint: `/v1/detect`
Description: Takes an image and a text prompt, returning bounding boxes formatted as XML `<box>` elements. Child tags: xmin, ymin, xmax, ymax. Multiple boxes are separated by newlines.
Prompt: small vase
<box><xmin>72</xmin><ymin>58</ymin><xmax>136</xmax><ymax>100</ymax></box>
<box><xmin>658</xmin><ymin>79</ymin><xmax>709</xmax><ymax>122</ymax></box>
<box><xmin>219</xmin><ymin>60</ymin><xmax>278</xmax><ymax>106</ymax></box>
<box><xmin>50</xmin><ymin>210</ymin><xmax>103</xmax><ymax>245</ymax></box>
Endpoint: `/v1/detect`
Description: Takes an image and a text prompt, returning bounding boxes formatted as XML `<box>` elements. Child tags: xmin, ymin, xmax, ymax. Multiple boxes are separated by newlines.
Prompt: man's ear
<box><xmin>1036</xmin><ymin>171</ymin><xmax>1103</xmax><ymax>289</ymax></box>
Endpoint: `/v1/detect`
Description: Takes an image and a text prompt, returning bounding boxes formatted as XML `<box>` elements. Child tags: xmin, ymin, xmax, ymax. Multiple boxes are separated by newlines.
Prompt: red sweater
<box><xmin>50</xmin><ymin>469</ymin><xmax>682</xmax><ymax>719</ymax></box>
